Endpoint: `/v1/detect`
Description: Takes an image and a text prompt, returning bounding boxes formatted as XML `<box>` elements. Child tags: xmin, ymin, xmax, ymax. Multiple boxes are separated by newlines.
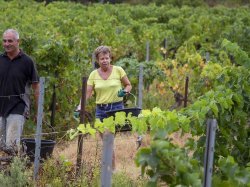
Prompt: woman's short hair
<box><xmin>94</xmin><ymin>45</ymin><xmax>112</xmax><ymax>59</ymax></box>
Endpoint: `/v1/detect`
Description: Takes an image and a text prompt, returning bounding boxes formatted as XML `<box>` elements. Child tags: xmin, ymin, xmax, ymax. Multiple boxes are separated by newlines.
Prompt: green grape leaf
<box><xmin>86</xmin><ymin>123</ymin><xmax>96</xmax><ymax>136</ymax></box>
<box><xmin>210</xmin><ymin>102</ymin><xmax>218</xmax><ymax>117</ymax></box>
<box><xmin>94</xmin><ymin>119</ymin><xmax>105</xmax><ymax>133</ymax></box>
<box><xmin>103</xmin><ymin>116</ymin><xmax>115</xmax><ymax>133</ymax></box>
<box><xmin>114</xmin><ymin>111</ymin><xmax>126</xmax><ymax>126</ymax></box>
<box><xmin>68</xmin><ymin>128</ymin><xmax>79</xmax><ymax>140</ymax></box>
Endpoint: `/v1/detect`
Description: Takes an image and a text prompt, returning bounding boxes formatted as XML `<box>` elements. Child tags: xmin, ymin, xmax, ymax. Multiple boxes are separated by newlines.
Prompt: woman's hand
<box><xmin>117</xmin><ymin>89</ymin><xmax>127</xmax><ymax>97</ymax></box>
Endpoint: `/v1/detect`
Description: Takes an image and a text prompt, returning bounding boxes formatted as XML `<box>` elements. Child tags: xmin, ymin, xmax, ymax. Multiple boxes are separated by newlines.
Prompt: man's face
<box><xmin>2</xmin><ymin>32</ymin><xmax>19</xmax><ymax>54</ymax></box>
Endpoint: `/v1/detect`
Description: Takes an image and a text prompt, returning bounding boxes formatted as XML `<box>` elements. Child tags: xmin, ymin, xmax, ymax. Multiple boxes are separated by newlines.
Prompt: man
<box><xmin>0</xmin><ymin>29</ymin><xmax>39</xmax><ymax>154</ymax></box>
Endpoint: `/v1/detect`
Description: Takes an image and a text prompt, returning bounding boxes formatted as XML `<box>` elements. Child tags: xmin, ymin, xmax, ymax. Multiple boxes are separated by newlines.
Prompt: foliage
<box><xmin>116</xmin><ymin>57</ymin><xmax>165</xmax><ymax>91</ymax></box>
<box><xmin>1</xmin><ymin>0</ymin><xmax>249</xmax><ymax>132</ymax></box>
<box><xmin>71</xmin><ymin>62</ymin><xmax>250</xmax><ymax>185</ymax></box>
<box><xmin>136</xmin><ymin>141</ymin><xmax>202</xmax><ymax>186</ymax></box>
<box><xmin>221</xmin><ymin>39</ymin><xmax>250</xmax><ymax>68</ymax></box>
<box><xmin>112</xmin><ymin>172</ymin><xmax>148</xmax><ymax>187</ymax></box>
<box><xmin>0</xmin><ymin>1</ymin><xmax>250</xmax><ymax>185</ymax></box>
<box><xmin>42</xmin><ymin>0</ymin><xmax>249</xmax><ymax>7</ymax></box>
<box><xmin>0</xmin><ymin>157</ymin><xmax>33</xmax><ymax>187</ymax></box>
<box><xmin>192</xmin><ymin>65</ymin><xmax>250</xmax><ymax>166</ymax></box>
<box><xmin>142</xmin><ymin>80</ymin><xmax>175</xmax><ymax>110</ymax></box>
<box><xmin>212</xmin><ymin>156</ymin><xmax>250</xmax><ymax>187</ymax></box>
<box><xmin>36</xmin><ymin>149</ymin><xmax>146</xmax><ymax>186</ymax></box>
<box><xmin>38</xmin><ymin>156</ymin><xmax>75</xmax><ymax>186</ymax></box>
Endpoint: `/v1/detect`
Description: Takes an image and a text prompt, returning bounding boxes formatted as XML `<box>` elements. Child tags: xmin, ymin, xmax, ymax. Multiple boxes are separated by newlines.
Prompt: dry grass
<box><xmin>53</xmin><ymin>132</ymin><xmax>151</xmax><ymax>179</ymax></box>
<box><xmin>169</xmin><ymin>131</ymin><xmax>192</xmax><ymax>147</ymax></box>
<box><xmin>0</xmin><ymin>131</ymin><xmax>192</xmax><ymax>186</ymax></box>
<box><xmin>53</xmin><ymin>131</ymin><xmax>191</xmax><ymax>180</ymax></box>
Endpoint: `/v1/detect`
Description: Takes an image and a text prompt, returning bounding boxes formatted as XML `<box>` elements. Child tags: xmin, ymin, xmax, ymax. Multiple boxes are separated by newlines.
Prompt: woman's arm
<box><xmin>121</xmin><ymin>75</ymin><xmax>132</xmax><ymax>93</ymax></box>
<box><xmin>76</xmin><ymin>85</ymin><xmax>93</xmax><ymax>111</ymax></box>
<box><xmin>86</xmin><ymin>85</ymin><xmax>93</xmax><ymax>99</ymax></box>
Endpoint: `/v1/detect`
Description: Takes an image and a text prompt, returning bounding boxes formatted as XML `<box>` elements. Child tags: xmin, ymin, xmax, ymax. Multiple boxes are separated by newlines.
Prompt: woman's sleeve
<box><xmin>118</xmin><ymin>66</ymin><xmax>126</xmax><ymax>78</ymax></box>
<box><xmin>87</xmin><ymin>71</ymin><xmax>95</xmax><ymax>86</ymax></box>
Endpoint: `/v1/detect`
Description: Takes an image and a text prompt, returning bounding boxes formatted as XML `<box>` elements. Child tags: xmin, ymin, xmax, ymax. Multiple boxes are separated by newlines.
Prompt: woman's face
<box><xmin>97</xmin><ymin>52</ymin><xmax>111</xmax><ymax>70</ymax></box>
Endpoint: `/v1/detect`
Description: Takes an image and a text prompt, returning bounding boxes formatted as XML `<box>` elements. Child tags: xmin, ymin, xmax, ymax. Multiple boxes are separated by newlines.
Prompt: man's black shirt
<box><xmin>0</xmin><ymin>51</ymin><xmax>39</xmax><ymax>117</ymax></box>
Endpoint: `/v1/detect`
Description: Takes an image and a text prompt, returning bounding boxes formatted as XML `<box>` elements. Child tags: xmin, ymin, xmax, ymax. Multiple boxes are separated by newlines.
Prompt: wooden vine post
<box><xmin>76</xmin><ymin>77</ymin><xmax>88</xmax><ymax>176</ymax></box>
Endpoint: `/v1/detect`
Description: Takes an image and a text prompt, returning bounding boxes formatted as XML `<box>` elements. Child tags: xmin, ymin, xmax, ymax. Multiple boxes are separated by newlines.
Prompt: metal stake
<box><xmin>33</xmin><ymin>77</ymin><xmax>45</xmax><ymax>180</ymax></box>
<box><xmin>203</xmin><ymin>119</ymin><xmax>217</xmax><ymax>187</ymax></box>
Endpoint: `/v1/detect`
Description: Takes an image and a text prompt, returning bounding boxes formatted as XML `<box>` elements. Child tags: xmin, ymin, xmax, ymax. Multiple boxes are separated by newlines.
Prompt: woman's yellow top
<box><xmin>87</xmin><ymin>66</ymin><xmax>126</xmax><ymax>104</ymax></box>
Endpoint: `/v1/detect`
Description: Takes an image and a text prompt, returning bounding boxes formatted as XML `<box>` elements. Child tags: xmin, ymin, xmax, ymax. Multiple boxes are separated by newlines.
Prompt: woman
<box><xmin>86</xmin><ymin>45</ymin><xmax>132</xmax><ymax>171</ymax></box>
<box><xmin>86</xmin><ymin>45</ymin><xmax>132</xmax><ymax>121</ymax></box>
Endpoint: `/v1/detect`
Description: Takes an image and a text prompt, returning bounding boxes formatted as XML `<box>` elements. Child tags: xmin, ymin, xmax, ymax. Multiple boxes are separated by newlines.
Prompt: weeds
<box><xmin>0</xmin><ymin>157</ymin><xmax>32</xmax><ymax>187</ymax></box>
<box><xmin>37</xmin><ymin>156</ymin><xmax>75</xmax><ymax>186</ymax></box>
<box><xmin>0</xmin><ymin>134</ymin><xmax>149</xmax><ymax>186</ymax></box>
<box><xmin>112</xmin><ymin>172</ymin><xmax>148</xmax><ymax>187</ymax></box>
